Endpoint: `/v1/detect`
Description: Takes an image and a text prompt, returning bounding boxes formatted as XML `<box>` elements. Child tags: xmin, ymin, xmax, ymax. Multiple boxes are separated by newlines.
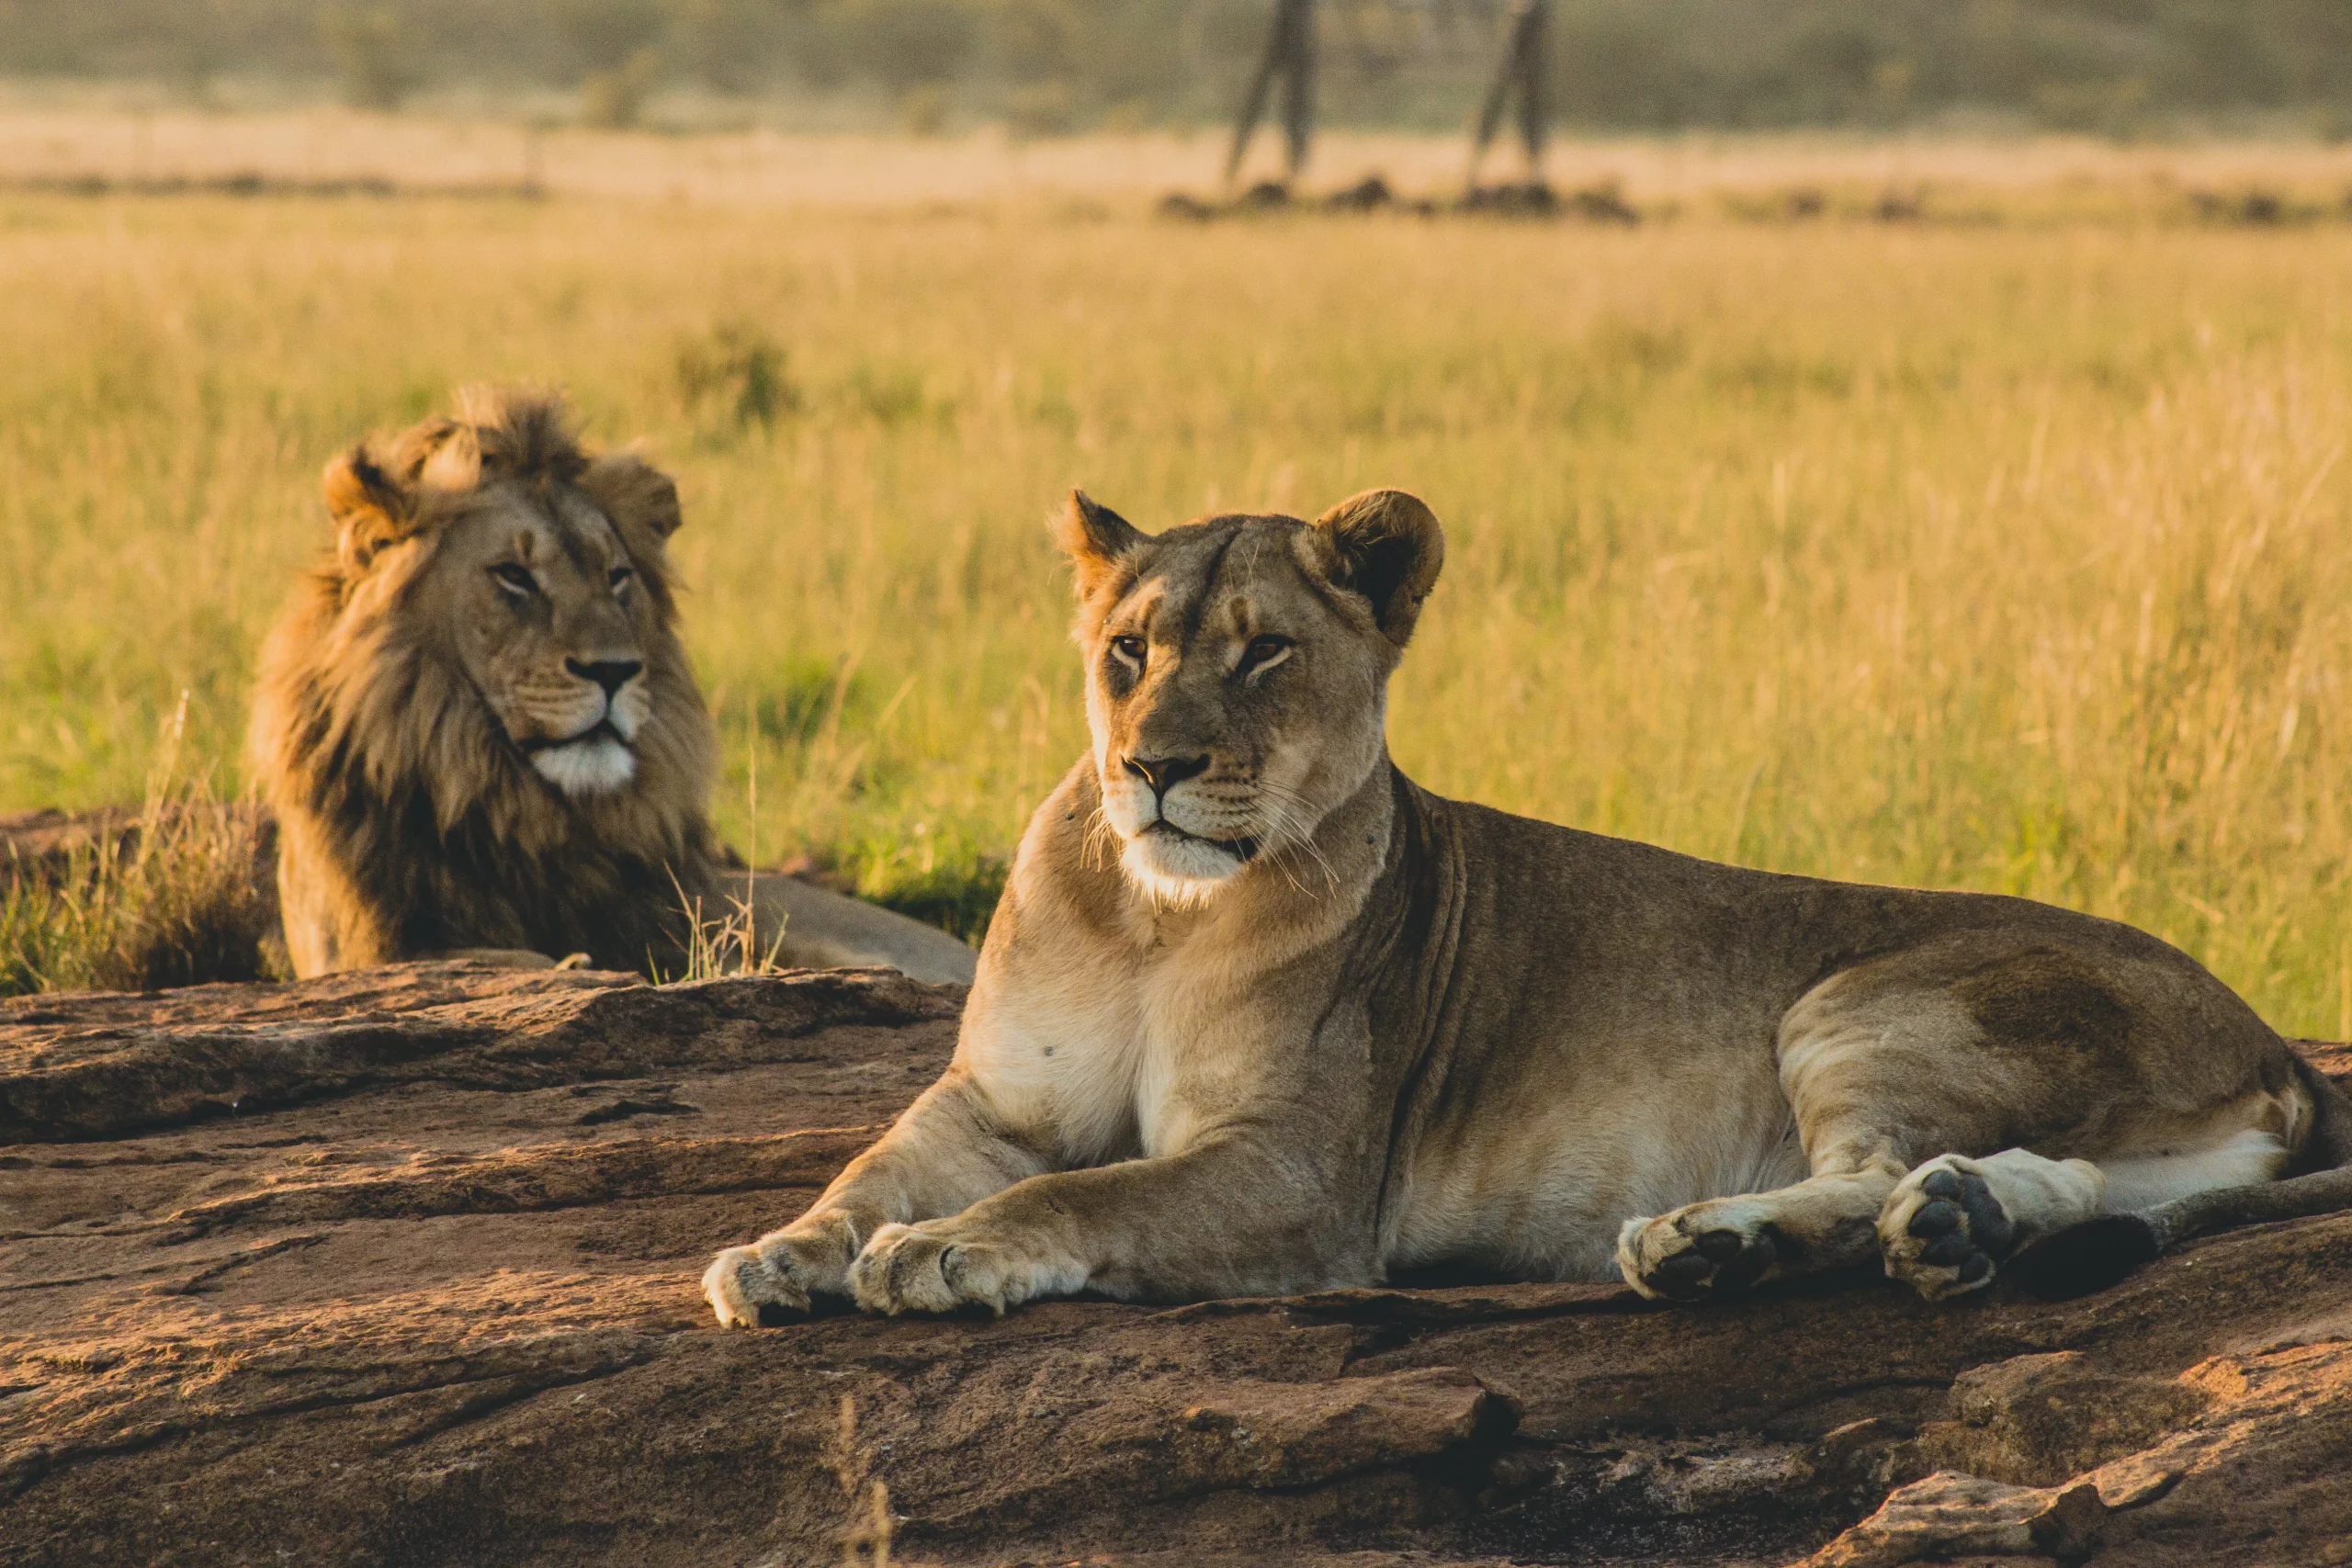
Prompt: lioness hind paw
<box><xmin>1618</xmin><ymin>1214</ymin><xmax>1779</xmax><ymax>1303</ymax></box>
<box><xmin>1881</xmin><ymin>1158</ymin><xmax>2015</xmax><ymax>1302</ymax></box>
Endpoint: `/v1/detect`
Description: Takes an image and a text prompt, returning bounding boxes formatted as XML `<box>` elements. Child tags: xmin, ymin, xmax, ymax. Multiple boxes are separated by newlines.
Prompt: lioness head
<box><xmin>313</xmin><ymin>387</ymin><xmax>697</xmax><ymax>800</ymax></box>
<box><xmin>1054</xmin><ymin>489</ymin><xmax>1443</xmax><ymax>906</ymax></box>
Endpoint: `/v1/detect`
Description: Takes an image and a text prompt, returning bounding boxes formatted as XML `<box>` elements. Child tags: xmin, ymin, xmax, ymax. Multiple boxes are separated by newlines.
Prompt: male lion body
<box><xmin>705</xmin><ymin>490</ymin><xmax>2351</xmax><ymax>1324</ymax></box>
<box><xmin>251</xmin><ymin>389</ymin><xmax>974</xmax><ymax>984</ymax></box>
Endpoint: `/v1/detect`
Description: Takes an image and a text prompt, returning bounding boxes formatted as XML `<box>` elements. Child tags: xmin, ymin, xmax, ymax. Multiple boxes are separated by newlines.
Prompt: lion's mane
<box><xmin>249</xmin><ymin>388</ymin><xmax>722</xmax><ymax>975</ymax></box>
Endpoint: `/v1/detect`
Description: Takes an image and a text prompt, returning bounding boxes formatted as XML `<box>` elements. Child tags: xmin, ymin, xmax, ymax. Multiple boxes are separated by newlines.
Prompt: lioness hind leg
<box><xmin>1623</xmin><ymin>939</ymin><xmax>2165</xmax><ymax>1305</ymax></box>
<box><xmin>1879</xmin><ymin>1150</ymin><xmax>2105</xmax><ymax>1301</ymax></box>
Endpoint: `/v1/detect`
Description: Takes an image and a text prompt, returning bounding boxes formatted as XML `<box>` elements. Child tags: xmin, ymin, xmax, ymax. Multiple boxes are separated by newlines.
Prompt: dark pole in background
<box><xmin>1227</xmin><ymin>0</ymin><xmax>1317</xmax><ymax>186</ymax></box>
<box><xmin>1471</xmin><ymin>0</ymin><xmax>1550</xmax><ymax>186</ymax></box>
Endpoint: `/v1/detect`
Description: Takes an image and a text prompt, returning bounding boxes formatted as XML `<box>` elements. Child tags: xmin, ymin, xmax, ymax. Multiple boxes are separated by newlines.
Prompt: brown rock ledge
<box><xmin>2</xmin><ymin>963</ymin><xmax>2346</xmax><ymax>1567</ymax></box>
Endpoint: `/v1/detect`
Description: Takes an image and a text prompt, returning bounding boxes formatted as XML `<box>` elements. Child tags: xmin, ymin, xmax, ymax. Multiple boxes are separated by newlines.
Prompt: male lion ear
<box><xmin>322</xmin><ymin>446</ymin><xmax>417</xmax><ymax>576</ymax></box>
<box><xmin>416</xmin><ymin>424</ymin><xmax>482</xmax><ymax>493</ymax></box>
<box><xmin>1313</xmin><ymin>489</ymin><xmax>1445</xmax><ymax>648</ymax></box>
<box><xmin>1052</xmin><ymin>490</ymin><xmax>1147</xmax><ymax>598</ymax></box>
<box><xmin>581</xmin><ymin>452</ymin><xmax>684</xmax><ymax>543</ymax></box>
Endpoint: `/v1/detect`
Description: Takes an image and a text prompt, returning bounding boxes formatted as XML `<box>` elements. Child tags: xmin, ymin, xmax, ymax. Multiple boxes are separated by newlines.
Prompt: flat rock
<box><xmin>1</xmin><ymin>964</ymin><xmax>2347</xmax><ymax>1566</ymax></box>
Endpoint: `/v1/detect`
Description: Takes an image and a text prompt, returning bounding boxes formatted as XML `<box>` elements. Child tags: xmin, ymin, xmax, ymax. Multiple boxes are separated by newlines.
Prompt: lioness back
<box><xmin>1371</xmin><ymin>786</ymin><xmax>2288</xmax><ymax>1284</ymax></box>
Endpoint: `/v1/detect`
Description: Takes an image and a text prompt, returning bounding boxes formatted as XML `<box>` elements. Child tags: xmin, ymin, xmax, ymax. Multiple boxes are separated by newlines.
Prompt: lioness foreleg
<box><xmin>849</xmin><ymin>1134</ymin><xmax>1352</xmax><ymax>1314</ymax></box>
<box><xmin>703</xmin><ymin>1074</ymin><xmax>1049</xmax><ymax>1327</ymax></box>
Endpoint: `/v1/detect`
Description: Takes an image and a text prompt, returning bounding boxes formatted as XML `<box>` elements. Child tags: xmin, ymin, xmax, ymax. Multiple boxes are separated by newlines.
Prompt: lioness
<box><xmin>250</xmin><ymin>388</ymin><xmax>975</xmax><ymax>985</ymax></box>
<box><xmin>704</xmin><ymin>489</ymin><xmax>2352</xmax><ymax>1324</ymax></box>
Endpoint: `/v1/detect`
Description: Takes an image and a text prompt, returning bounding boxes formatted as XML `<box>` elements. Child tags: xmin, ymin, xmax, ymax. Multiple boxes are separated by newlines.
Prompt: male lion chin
<box><xmin>1118</xmin><ymin>823</ymin><xmax>1259</xmax><ymax>908</ymax></box>
<box><xmin>529</xmin><ymin>730</ymin><xmax>639</xmax><ymax>796</ymax></box>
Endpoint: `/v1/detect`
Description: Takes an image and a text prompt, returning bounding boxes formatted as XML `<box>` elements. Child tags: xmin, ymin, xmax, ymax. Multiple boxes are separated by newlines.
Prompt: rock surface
<box><xmin>2</xmin><ymin>964</ymin><xmax>2347</xmax><ymax>1568</ymax></box>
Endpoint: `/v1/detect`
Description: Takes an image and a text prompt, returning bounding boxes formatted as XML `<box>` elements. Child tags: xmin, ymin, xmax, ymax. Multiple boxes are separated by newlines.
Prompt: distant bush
<box><xmin>317</xmin><ymin>6</ymin><xmax>419</xmax><ymax>110</ymax></box>
<box><xmin>833</xmin><ymin>0</ymin><xmax>978</xmax><ymax>94</ymax></box>
<box><xmin>675</xmin><ymin>321</ymin><xmax>798</xmax><ymax>431</ymax></box>
<box><xmin>580</xmin><ymin>46</ymin><xmax>662</xmax><ymax>128</ymax></box>
<box><xmin>1</xmin><ymin>708</ymin><xmax>278</xmax><ymax>998</ymax></box>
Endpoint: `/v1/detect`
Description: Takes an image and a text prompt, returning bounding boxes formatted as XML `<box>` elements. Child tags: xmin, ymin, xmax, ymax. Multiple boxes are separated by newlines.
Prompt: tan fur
<box><xmin>252</xmin><ymin>389</ymin><xmax>978</xmax><ymax>986</ymax></box>
<box><xmin>705</xmin><ymin>488</ymin><xmax>2346</xmax><ymax>1325</ymax></box>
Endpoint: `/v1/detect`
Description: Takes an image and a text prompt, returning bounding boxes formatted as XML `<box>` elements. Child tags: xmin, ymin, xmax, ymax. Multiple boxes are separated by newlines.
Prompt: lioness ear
<box><xmin>1313</xmin><ymin>489</ymin><xmax>1444</xmax><ymax>648</ymax></box>
<box><xmin>322</xmin><ymin>446</ymin><xmax>417</xmax><ymax>575</ymax></box>
<box><xmin>1053</xmin><ymin>490</ymin><xmax>1147</xmax><ymax>598</ymax></box>
<box><xmin>581</xmin><ymin>452</ymin><xmax>684</xmax><ymax>543</ymax></box>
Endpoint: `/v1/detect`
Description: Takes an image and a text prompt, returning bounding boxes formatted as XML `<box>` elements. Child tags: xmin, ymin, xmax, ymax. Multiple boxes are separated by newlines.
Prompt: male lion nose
<box><xmin>566</xmin><ymin>658</ymin><xmax>643</xmax><ymax>698</ymax></box>
<box><xmin>1124</xmin><ymin>753</ymin><xmax>1210</xmax><ymax>797</ymax></box>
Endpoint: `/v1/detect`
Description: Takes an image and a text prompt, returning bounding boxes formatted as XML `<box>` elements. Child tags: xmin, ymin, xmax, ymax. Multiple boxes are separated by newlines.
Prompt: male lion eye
<box><xmin>608</xmin><ymin>565</ymin><xmax>634</xmax><ymax>591</ymax></box>
<box><xmin>490</xmin><ymin>564</ymin><xmax>537</xmax><ymax>596</ymax></box>
<box><xmin>1111</xmin><ymin>636</ymin><xmax>1147</xmax><ymax>667</ymax></box>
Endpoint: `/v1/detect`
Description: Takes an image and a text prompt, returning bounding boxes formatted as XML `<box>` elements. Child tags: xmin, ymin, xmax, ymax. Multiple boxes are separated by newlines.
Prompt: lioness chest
<box><xmin>963</xmin><ymin>935</ymin><xmax>1266</xmax><ymax>1168</ymax></box>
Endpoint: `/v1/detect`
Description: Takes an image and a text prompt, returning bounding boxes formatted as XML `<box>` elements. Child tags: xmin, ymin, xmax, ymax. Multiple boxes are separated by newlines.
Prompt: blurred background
<box><xmin>0</xmin><ymin>1</ymin><xmax>2346</xmax><ymax>138</ymax></box>
<box><xmin>1</xmin><ymin>3</ymin><xmax>2349</xmax><ymax>1033</ymax></box>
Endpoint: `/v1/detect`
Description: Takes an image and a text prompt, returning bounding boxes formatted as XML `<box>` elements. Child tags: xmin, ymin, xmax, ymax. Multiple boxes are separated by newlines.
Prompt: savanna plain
<box><xmin>3</xmin><ymin>138</ymin><xmax>2351</xmax><ymax>1040</ymax></box>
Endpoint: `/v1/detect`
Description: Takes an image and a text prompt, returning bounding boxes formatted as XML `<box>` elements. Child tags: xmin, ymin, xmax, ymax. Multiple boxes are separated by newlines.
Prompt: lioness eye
<box><xmin>490</xmin><ymin>563</ymin><xmax>536</xmax><ymax>597</ymax></box>
<box><xmin>1240</xmin><ymin>635</ymin><xmax>1293</xmax><ymax>673</ymax></box>
<box><xmin>1110</xmin><ymin>635</ymin><xmax>1147</xmax><ymax>668</ymax></box>
<box><xmin>608</xmin><ymin>565</ymin><xmax>634</xmax><ymax>591</ymax></box>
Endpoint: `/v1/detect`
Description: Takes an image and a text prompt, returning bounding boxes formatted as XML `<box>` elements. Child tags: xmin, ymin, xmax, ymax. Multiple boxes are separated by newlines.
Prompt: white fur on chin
<box><xmin>1120</xmin><ymin>830</ymin><xmax>1242</xmax><ymax>908</ymax></box>
<box><xmin>532</xmin><ymin>734</ymin><xmax>638</xmax><ymax>795</ymax></box>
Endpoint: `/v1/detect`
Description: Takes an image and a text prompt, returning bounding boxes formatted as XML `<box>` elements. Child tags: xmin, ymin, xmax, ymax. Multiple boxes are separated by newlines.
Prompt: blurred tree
<box><xmin>666</xmin><ymin>0</ymin><xmax>782</xmax><ymax>93</ymax></box>
<box><xmin>1227</xmin><ymin>0</ymin><xmax>1316</xmax><ymax>180</ymax></box>
<box><xmin>319</xmin><ymin>6</ymin><xmax>421</xmax><ymax>108</ymax></box>
<box><xmin>991</xmin><ymin>0</ymin><xmax>1077</xmax><ymax>83</ymax></box>
<box><xmin>548</xmin><ymin>0</ymin><xmax>665</xmax><ymax>73</ymax></box>
<box><xmin>581</xmin><ymin>45</ymin><xmax>662</xmax><ymax>123</ymax></box>
<box><xmin>1472</xmin><ymin>0</ymin><xmax>1546</xmax><ymax>180</ymax></box>
<box><xmin>832</xmin><ymin>0</ymin><xmax>978</xmax><ymax>93</ymax></box>
<box><xmin>0</xmin><ymin>0</ymin><xmax>2345</xmax><ymax>134</ymax></box>
<box><xmin>541</xmin><ymin>0</ymin><xmax>665</xmax><ymax>123</ymax></box>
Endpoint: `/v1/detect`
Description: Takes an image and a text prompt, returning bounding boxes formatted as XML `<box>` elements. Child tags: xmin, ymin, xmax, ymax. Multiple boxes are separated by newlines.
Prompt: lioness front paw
<box><xmin>701</xmin><ymin>1214</ymin><xmax>856</xmax><ymax>1328</ymax></box>
<box><xmin>847</xmin><ymin>1222</ymin><xmax>1080</xmax><ymax>1316</ymax></box>
<box><xmin>1617</xmin><ymin>1202</ymin><xmax>1780</xmax><ymax>1303</ymax></box>
<box><xmin>1880</xmin><ymin>1156</ymin><xmax>2014</xmax><ymax>1302</ymax></box>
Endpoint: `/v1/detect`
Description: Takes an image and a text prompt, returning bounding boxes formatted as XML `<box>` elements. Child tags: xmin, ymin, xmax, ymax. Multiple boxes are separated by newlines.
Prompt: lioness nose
<box><xmin>566</xmin><ymin>658</ymin><xmax>643</xmax><ymax>698</ymax></box>
<box><xmin>1124</xmin><ymin>753</ymin><xmax>1210</xmax><ymax>796</ymax></box>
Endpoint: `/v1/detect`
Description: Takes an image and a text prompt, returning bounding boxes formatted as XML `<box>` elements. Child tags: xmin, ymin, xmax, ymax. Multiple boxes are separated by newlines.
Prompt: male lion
<box><xmin>704</xmin><ymin>489</ymin><xmax>2352</xmax><ymax>1324</ymax></box>
<box><xmin>251</xmin><ymin>388</ymin><xmax>974</xmax><ymax>985</ymax></box>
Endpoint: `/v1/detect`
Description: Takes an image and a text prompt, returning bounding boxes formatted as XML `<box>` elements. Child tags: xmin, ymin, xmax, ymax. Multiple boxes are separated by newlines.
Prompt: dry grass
<box><xmin>822</xmin><ymin>1395</ymin><xmax>897</xmax><ymax>1568</ymax></box>
<box><xmin>0</xmin><ymin>121</ymin><xmax>2347</xmax><ymax>1030</ymax></box>
<box><xmin>0</xmin><ymin>699</ymin><xmax>277</xmax><ymax>996</ymax></box>
<box><xmin>660</xmin><ymin>870</ymin><xmax>791</xmax><ymax>986</ymax></box>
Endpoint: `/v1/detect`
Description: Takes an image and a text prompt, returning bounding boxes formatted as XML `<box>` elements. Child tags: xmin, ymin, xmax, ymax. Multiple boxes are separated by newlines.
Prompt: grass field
<box><xmin>2</xmin><ymin>132</ymin><xmax>2349</xmax><ymax>1031</ymax></box>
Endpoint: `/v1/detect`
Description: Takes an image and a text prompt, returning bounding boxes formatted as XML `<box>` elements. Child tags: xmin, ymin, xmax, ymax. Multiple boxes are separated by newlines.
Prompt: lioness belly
<box><xmin>1384</xmin><ymin>1037</ymin><xmax>1807</xmax><ymax>1283</ymax></box>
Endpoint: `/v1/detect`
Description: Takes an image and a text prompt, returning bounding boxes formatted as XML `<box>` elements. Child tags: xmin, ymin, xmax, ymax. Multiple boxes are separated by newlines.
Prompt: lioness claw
<box><xmin>702</xmin><ymin>1243</ymin><xmax>809</xmax><ymax>1329</ymax></box>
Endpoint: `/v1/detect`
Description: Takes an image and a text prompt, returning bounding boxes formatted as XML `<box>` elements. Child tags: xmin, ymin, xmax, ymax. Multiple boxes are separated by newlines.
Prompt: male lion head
<box><xmin>310</xmin><ymin>387</ymin><xmax>699</xmax><ymax>801</ymax></box>
<box><xmin>1054</xmin><ymin>488</ymin><xmax>1443</xmax><ymax>907</ymax></box>
<box><xmin>252</xmin><ymin>387</ymin><xmax>719</xmax><ymax>974</ymax></box>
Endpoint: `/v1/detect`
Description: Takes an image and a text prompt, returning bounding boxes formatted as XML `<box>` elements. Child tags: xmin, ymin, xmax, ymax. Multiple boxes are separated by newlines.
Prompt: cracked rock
<box><xmin>2</xmin><ymin>965</ymin><xmax>2348</xmax><ymax>1567</ymax></box>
